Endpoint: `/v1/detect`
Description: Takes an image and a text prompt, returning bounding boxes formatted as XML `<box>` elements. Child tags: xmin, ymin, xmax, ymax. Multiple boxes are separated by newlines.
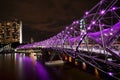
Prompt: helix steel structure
<box><xmin>17</xmin><ymin>0</ymin><xmax>120</xmax><ymax>79</ymax></box>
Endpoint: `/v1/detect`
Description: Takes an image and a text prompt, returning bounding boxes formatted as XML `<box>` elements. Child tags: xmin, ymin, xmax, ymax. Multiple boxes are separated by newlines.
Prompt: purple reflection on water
<box><xmin>35</xmin><ymin>62</ymin><xmax>50</xmax><ymax>80</ymax></box>
<box><xmin>16</xmin><ymin>54</ymin><xmax>50</xmax><ymax>80</ymax></box>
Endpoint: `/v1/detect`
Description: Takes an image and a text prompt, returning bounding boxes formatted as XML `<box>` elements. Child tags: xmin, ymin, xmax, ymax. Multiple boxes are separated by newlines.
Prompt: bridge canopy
<box><xmin>88</xmin><ymin>21</ymin><xmax>120</xmax><ymax>47</ymax></box>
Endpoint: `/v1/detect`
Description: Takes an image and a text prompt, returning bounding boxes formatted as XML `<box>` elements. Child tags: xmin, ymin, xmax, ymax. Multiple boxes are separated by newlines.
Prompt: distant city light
<box><xmin>75</xmin><ymin>31</ymin><xmax>77</xmax><ymax>33</ymax></box>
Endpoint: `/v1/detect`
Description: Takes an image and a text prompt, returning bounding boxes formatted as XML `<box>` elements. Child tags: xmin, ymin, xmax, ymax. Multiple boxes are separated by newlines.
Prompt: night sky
<box><xmin>0</xmin><ymin>0</ymin><xmax>99</xmax><ymax>42</ymax></box>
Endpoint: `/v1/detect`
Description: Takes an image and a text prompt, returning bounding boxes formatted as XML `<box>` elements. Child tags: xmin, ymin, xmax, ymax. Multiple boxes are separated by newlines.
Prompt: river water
<box><xmin>0</xmin><ymin>53</ymin><xmax>102</xmax><ymax>80</ymax></box>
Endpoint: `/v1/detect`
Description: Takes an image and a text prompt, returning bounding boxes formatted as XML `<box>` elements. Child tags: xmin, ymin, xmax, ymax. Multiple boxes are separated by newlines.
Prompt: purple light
<box><xmin>100</xmin><ymin>10</ymin><xmax>105</xmax><ymax>14</ymax></box>
<box><xmin>76</xmin><ymin>21</ymin><xmax>79</xmax><ymax>24</ymax></box>
<box><xmin>84</xmin><ymin>32</ymin><xmax>87</xmax><ymax>34</ymax></box>
<box><xmin>100</xmin><ymin>0</ymin><xmax>103</xmax><ymax>4</ymax></box>
<box><xmin>112</xmin><ymin>7</ymin><xmax>116</xmax><ymax>11</ymax></box>
<box><xmin>70</xmin><ymin>27</ymin><xmax>73</xmax><ymax>30</ymax></box>
<box><xmin>87</xmin><ymin>27</ymin><xmax>91</xmax><ymax>30</ymax></box>
<box><xmin>75</xmin><ymin>31</ymin><xmax>77</xmax><ymax>33</ymax></box>
<box><xmin>67</xmin><ymin>31</ymin><xmax>70</xmax><ymax>34</ymax></box>
<box><xmin>101</xmin><ymin>24</ymin><xmax>105</xmax><ymax>26</ymax></box>
<box><xmin>73</xmin><ymin>21</ymin><xmax>76</xmax><ymax>24</ymax></box>
<box><xmin>80</xmin><ymin>38</ymin><xmax>82</xmax><ymax>40</ymax></box>
<box><xmin>92</xmin><ymin>21</ymin><xmax>96</xmax><ymax>25</ymax></box>
<box><xmin>108</xmin><ymin>72</ymin><xmax>113</xmax><ymax>76</ymax></box>
<box><xmin>85</xmin><ymin>11</ymin><xmax>89</xmax><ymax>15</ymax></box>
<box><xmin>62</xmin><ymin>31</ymin><xmax>64</xmax><ymax>33</ymax></box>
<box><xmin>66</xmin><ymin>27</ymin><xmax>69</xmax><ymax>29</ymax></box>
<box><xmin>81</xmin><ymin>30</ymin><xmax>85</xmax><ymax>33</ymax></box>
<box><xmin>88</xmin><ymin>21</ymin><xmax>120</xmax><ymax>47</ymax></box>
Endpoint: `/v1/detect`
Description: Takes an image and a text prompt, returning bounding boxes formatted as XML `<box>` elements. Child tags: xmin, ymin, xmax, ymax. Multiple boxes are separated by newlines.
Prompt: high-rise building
<box><xmin>0</xmin><ymin>19</ymin><xmax>22</xmax><ymax>44</ymax></box>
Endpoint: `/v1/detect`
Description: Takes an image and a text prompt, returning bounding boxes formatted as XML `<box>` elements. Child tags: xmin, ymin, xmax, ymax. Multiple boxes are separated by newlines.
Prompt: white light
<box><xmin>85</xmin><ymin>11</ymin><xmax>89</xmax><ymax>15</ymax></box>
<box><xmin>70</xmin><ymin>27</ymin><xmax>73</xmax><ymax>30</ymax></box>
<box><xmin>108</xmin><ymin>72</ymin><xmax>113</xmax><ymax>76</ymax></box>
<box><xmin>107</xmin><ymin>58</ymin><xmax>112</xmax><ymax>61</ymax></box>
<box><xmin>100</xmin><ymin>10</ymin><xmax>105</xmax><ymax>14</ymax></box>
<box><xmin>104</xmin><ymin>33</ymin><xmax>108</xmax><ymax>36</ymax></box>
<box><xmin>80</xmin><ymin>38</ymin><xmax>82</xmax><ymax>40</ymax></box>
<box><xmin>20</xmin><ymin>21</ymin><xmax>22</xmax><ymax>43</ymax></box>
<box><xmin>81</xmin><ymin>30</ymin><xmax>85</xmax><ymax>32</ymax></box>
<box><xmin>110</xmin><ymin>32</ymin><xmax>113</xmax><ymax>35</ymax></box>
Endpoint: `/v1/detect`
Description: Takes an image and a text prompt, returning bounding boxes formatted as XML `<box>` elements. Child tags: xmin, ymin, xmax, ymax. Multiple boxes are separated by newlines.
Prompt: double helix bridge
<box><xmin>16</xmin><ymin>0</ymin><xmax>120</xmax><ymax>79</ymax></box>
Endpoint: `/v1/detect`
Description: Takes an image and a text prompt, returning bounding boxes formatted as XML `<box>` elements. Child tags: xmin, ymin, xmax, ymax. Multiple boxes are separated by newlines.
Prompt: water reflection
<box><xmin>74</xmin><ymin>60</ymin><xmax>78</xmax><ymax>65</ymax></box>
<box><xmin>18</xmin><ymin>55</ymin><xmax>23</xmax><ymax>79</ymax></box>
<box><xmin>68</xmin><ymin>57</ymin><xmax>72</xmax><ymax>62</ymax></box>
<box><xmin>65</xmin><ymin>56</ymin><xmax>68</xmax><ymax>60</ymax></box>
<box><xmin>94</xmin><ymin>68</ymin><xmax>99</xmax><ymax>78</ymax></box>
<box><xmin>82</xmin><ymin>62</ymin><xmax>86</xmax><ymax>70</ymax></box>
<box><xmin>0</xmin><ymin>53</ymin><xmax>103</xmax><ymax>80</ymax></box>
<box><xmin>15</xmin><ymin>53</ymin><xmax>50</xmax><ymax>80</ymax></box>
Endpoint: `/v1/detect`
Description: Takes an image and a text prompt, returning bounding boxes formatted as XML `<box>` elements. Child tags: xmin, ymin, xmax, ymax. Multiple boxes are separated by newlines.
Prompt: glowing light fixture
<box><xmin>100</xmin><ymin>10</ymin><xmax>105</xmax><ymax>14</ymax></box>
<box><xmin>73</xmin><ymin>21</ymin><xmax>76</xmax><ymax>24</ymax></box>
<box><xmin>87</xmin><ymin>27</ymin><xmax>91</xmax><ymax>30</ymax></box>
<box><xmin>101</xmin><ymin>24</ymin><xmax>105</xmax><ymax>26</ymax></box>
<box><xmin>70</xmin><ymin>27</ymin><xmax>73</xmax><ymax>30</ymax></box>
<box><xmin>76</xmin><ymin>21</ymin><xmax>79</xmax><ymax>24</ymax></box>
<box><xmin>85</xmin><ymin>11</ymin><xmax>89</xmax><ymax>15</ymax></box>
<box><xmin>104</xmin><ymin>33</ymin><xmax>108</xmax><ymax>36</ymax></box>
<box><xmin>82</xmin><ymin>62</ymin><xmax>86</xmax><ymax>70</ymax></box>
<box><xmin>92</xmin><ymin>21</ymin><xmax>96</xmax><ymax>25</ymax></box>
<box><xmin>110</xmin><ymin>32</ymin><xmax>113</xmax><ymax>36</ymax></box>
<box><xmin>108</xmin><ymin>72</ymin><xmax>113</xmax><ymax>76</ymax></box>
<box><xmin>112</xmin><ymin>7</ymin><xmax>116</xmax><ymax>11</ymax></box>
<box><xmin>66</xmin><ymin>27</ymin><xmax>69</xmax><ymax>29</ymax></box>
<box><xmin>67</xmin><ymin>31</ymin><xmax>70</xmax><ymax>34</ymax></box>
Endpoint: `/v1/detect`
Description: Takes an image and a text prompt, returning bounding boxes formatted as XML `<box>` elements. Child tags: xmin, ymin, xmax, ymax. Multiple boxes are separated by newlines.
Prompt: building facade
<box><xmin>0</xmin><ymin>19</ymin><xmax>22</xmax><ymax>44</ymax></box>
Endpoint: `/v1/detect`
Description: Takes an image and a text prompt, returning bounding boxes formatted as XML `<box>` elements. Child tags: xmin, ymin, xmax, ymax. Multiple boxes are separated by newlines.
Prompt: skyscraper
<box><xmin>0</xmin><ymin>19</ymin><xmax>22</xmax><ymax>44</ymax></box>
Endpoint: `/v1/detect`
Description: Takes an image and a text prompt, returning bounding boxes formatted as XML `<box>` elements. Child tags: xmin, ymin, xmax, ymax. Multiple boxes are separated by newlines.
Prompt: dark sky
<box><xmin>0</xmin><ymin>0</ymin><xmax>99</xmax><ymax>42</ymax></box>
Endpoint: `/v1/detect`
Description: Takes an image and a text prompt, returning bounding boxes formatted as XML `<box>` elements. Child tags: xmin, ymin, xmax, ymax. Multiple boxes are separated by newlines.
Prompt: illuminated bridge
<box><xmin>16</xmin><ymin>0</ymin><xmax>120</xmax><ymax>79</ymax></box>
